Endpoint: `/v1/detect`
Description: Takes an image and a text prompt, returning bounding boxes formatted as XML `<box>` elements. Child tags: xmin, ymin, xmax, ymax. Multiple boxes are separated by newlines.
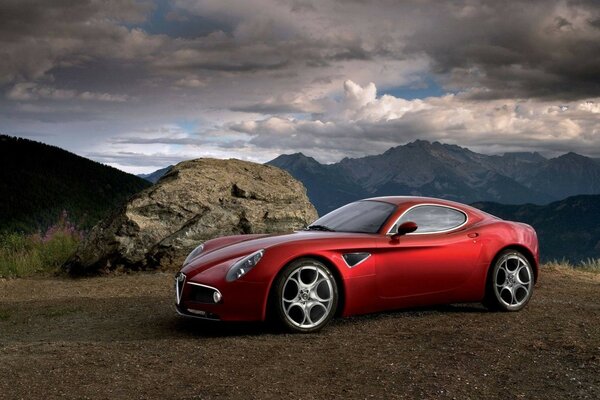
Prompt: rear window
<box><xmin>393</xmin><ymin>205</ymin><xmax>467</xmax><ymax>234</ymax></box>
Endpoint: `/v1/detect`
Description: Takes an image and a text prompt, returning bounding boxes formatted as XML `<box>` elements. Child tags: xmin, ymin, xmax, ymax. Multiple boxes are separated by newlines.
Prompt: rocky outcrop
<box><xmin>64</xmin><ymin>158</ymin><xmax>318</xmax><ymax>275</ymax></box>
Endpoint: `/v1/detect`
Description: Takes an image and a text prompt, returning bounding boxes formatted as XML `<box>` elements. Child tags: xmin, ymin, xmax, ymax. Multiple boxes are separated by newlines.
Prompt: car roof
<box><xmin>363</xmin><ymin>196</ymin><xmax>487</xmax><ymax>215</ymax></box>
<box><xmin>364</xmin><ymin>196</ymin><xmax>462</xmax><ymax>207</ymax></box>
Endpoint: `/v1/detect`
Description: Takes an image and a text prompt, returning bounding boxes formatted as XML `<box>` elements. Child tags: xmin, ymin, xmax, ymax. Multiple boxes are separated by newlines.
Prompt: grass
<box><xmin>544</xmin><ymin>258</ymin><xmax>600</xmax><ymax>274</ymax></box>
<box><xmin>579</xmin><ymin>258</ymin><xmax>600</xmax><ymax>273</ymax></box>
<box><xmin>0</xmin><ymin>211</ymin><xmax>82</xmax><ymax>278</ymax></box>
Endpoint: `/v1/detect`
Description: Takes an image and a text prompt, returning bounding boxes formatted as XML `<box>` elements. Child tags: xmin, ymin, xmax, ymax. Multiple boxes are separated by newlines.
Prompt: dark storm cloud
<box><xmin>157</xmin><ymin>0</ymin><xmax>600</xmax><ymax>100</ymax></box>
<box><xmin>0</xmin><ymin>0</ymin><xmax>150</xmax><ymax>37</ymax></box>
<box><xmin>0</xmin><ymin>0</ymin><xmax>159</xmax><ymax>84</ymax></box>
<box><xmin>402</xmin><ymin>0</ymin><xmax>600</xmax><ymax>100</ymax></box>
<box><xmin>2</xmin><ymin>0</ymin><xmax>599</xmax><ymax>97</ymax></box>
<box><xmin>589</xmin><ymin>17</ymin><xmax>600</xmax><ymax>29</ymax></box>
<box><xmin>176</xmin><ymin>60</ymin><xmax>289</xmax><ymax>73</ymax></box>
<box><xmin>1</xmin><ymin>0</ymin><xmax>599</xmax><ymax>172</ymax></box>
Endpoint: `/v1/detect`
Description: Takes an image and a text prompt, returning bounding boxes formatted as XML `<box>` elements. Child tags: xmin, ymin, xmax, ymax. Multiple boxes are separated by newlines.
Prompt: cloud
<box><xmin>174</xmin><ymin>76</ymin><xmax>208</xmax><ymax>88</ymax></box>
<box><xmin>7</xmin><ymin>83</ymin><xmax>75</xmax><ymax>101</ymax></box>
<box><xmin>79</xmin><ymin>92</ymin><xmax>129</xmax><ymax>102</ymax></box>
<box><xmin>229</xmin><ymin>91</ymin><xmax>328</xmax><ymax>114</ymax></box>
<box><xmin>230</xmin><ymin>80</ymin><xmax>600</xmax><ymax>161</ymax></box>
<box><xmin>2</xmin><ymin>0</ymin><xmax>599</xmax><ymax>100</ymax></box>
<box><xmin>0</xmin><ymin>0</ymin><xmax>157</xmax><ymax>84</ymax></box>
<box><xmin>86</xmin><ymin>151</ymin><xmax>193</xmax><ymax>169</ymax></box>
<box><xmin>1</xmin><ymin>0</ymin><xmax>599</xmax><ymax>173</ymax></box>
<box><xmin>6</xmin><ymin>82</ymin><xmax>129</xmax><ymax>102</ymax></box>
<box><xmin>401</xmin><ymin>0</ymin><xmax>600</xmax><ymax>100</ymax></box>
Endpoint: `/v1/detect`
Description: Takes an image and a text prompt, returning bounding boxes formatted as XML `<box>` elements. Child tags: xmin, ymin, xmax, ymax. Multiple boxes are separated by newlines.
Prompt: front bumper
<box><xmin>174</xmin><ymin>267</ymin><xmax>269</xmax><ymax>322</ymax></box>
<box><xmin>175</xmin><ymin>304</ymin><xmax>221</xmax><ymax>321</ymax></box>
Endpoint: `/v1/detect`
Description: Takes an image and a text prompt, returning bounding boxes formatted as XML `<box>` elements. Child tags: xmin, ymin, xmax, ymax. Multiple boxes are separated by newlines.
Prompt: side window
<box><xmin>394</xmin><ymin>205</ymin><xmax>467</xmax><ymax>234</ymax></box>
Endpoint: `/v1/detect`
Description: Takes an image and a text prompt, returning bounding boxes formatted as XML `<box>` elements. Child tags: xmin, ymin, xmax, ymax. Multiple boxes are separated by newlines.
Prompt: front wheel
<box><xmin>484</xmin><ymin>250</ymin><xmax>534</xmax><ymax>311</ymax></box>
<box><xmin>272</xmin><ymin>258</ymin><xmax>338</xmax><ymax>333</ymax></box>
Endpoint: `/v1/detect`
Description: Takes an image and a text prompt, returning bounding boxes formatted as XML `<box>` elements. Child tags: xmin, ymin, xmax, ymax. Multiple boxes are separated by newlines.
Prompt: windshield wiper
<box><xmin>306</xmin><ymin>224</ymin><xmax>336</xmax><ymax>232</ymax></box>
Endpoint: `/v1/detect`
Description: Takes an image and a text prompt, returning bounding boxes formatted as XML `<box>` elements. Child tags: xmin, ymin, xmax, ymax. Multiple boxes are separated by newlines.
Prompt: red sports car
<box><xmin>175</xmin><ymin>196</ymin><xmax>539</xmax><ymax>332</ymax></box>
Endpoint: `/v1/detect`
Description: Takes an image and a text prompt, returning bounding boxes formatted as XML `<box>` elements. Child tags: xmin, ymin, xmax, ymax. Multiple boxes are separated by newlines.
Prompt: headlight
<box><xmin>226</xmin><ymin>249</ymin><xmax>264</xmax><ymax>282</ymax></box>
<box><xmin>183</xmin><ymin>243</ymin><xmax>204</xmax><ymax>266</ymax></box>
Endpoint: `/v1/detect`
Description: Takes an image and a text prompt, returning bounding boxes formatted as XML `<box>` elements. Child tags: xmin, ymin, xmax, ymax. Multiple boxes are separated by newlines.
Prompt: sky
<box><xmin>0</xmin><ymin>0</ymin><xmax>599</xmax><ymax>174</ymax></box>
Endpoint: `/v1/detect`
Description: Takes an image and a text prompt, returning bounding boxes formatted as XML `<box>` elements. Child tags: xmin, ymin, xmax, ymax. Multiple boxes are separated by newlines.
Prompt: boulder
<box><xmin>64</xmin><ymin>158</ymin><xmax>318</xmax><ymax>275</ymax></box>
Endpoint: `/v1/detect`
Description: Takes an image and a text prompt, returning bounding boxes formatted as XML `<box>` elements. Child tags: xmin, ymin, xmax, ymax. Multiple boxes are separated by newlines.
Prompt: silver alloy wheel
<box><xmin>281</xmin><ymin>265</ymin><xmax>334</xmax><ymax>329</ymax></box>
<box><xmin>494</xmin><ymin>254</ymin><xmax>533</xmax><ymax>309</ymax></box>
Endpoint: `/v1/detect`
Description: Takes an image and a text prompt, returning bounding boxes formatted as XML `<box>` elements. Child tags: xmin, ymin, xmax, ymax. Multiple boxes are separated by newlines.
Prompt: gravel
<box><xmin>0</xmin><ymin>267</ymin><xmax>599</xmax><ymax>399</ymax></box>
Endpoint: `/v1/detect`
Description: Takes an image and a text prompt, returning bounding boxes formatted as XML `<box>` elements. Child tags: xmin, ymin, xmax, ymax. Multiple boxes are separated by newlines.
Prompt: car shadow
<box><xmin>170</xmin><ymin>316</ymin><xmax>280</xmax><ymax>338</ymax></box>
<box><xmin>1</xmin><ymin>295</ymin><xmax>493</xmax><ymax>343</ymax></box>
<box><xmin>169</xmin><ymin>302</ymin><xmax>490</xmax><ymax>337</ymax></box>
<box><xmin>429</xmin><ymin>303</ymin><xmax>489</xmax><ymax>313</ymax></box>
<box><xmin>329</xmin><ymin>302</ymin><xmax>490</xmax><ymax>327</ymax></box>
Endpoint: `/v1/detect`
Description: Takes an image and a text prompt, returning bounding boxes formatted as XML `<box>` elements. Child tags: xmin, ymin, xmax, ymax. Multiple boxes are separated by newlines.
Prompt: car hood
<box><xmin>181</xmin><ymin>230</ymin><xmax>372</xmax><ymax>275</ymax></box>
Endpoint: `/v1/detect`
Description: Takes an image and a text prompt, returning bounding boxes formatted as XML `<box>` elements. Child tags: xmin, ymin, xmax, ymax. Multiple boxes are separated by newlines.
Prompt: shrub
<box><xmin>0</xmin><ymin>211</ymin><xmax>83</xmax><ymax>278</ymax></box>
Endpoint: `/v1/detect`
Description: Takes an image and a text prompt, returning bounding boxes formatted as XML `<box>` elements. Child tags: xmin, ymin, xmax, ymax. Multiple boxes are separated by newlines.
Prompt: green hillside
<box><xmin>0</xmin><ymin>135</ymin><xmax>150</xmax><ymax>233</ymax></box>
<box><xmin>473</xmin><ymin>195</ymin><xmax>600</xmax><ymax>262</ymax></box>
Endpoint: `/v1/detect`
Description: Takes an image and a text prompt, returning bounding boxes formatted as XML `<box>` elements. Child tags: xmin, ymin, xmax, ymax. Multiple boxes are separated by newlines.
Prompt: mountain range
<box><xmin>473</xmin><ymin>195</ymin><xmax>600</xmax><ymax>262</ymax></box>
<box><xmin>138</xmin><ymin>165</ymin><xmax>173</xmax><ymax>184</ymax></box>
<box><xmin>267</xmin><ymin>140</ymin><xmax>600</xmax><ymax>215</ymax></box>
<box><xmin>3</xmin><ymin>135</ymin><xmax>599</xmax><ymax>262</ymax></box>
<box><xmin>0</xmin><ymin>135</ymin><xmax>150</xmax><ymax>233</ymax></box>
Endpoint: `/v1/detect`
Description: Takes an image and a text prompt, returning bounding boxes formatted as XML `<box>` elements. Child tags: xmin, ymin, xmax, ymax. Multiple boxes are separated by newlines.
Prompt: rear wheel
<box><xmin>273</xmin><ymin>258</ymin><xmax>338</xmax><ymax>333</ymax></box>
<box><xmin>485</xmin><ymin>250</ymin><xmax>534</xmax><ymax>311</ymax></box>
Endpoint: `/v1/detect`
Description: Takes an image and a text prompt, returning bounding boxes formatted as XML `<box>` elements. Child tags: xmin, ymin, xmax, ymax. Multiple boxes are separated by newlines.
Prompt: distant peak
<box><xmin>288</xmin><ymin>152</ymin><xmax>309</xmax><ymax>158</ymax></box>
<box><xmin>272</xmin><ymin>152</ymin><xmax>311</xmax><ymax>161</ymax></box>
<box><xmin>383</xmin><ymin>140</ymin><xmax>430</xmax><ymax>154</ymax></box>
<box><xmin>410</xmin><ymin>139</ymin><xmax>432</xmax><ymax>147</ymax></box>
<box><xmin>556</xmin><ymin>152</ymin><xmax>588</xmax><ymax>161</ymax></box>
<box><xmin>383</xmin><ymin>140</ymin><xmax>470</xmax><ymax>157</ymax></box>
<box><xmin>502</xmin><ymin>152</ymin><xmax>547</xmax><ymax>162</ymax></box>
<box><xmin>267</xmin><ymin>152</ymin><xmax>322</xmax><ymax>167</ymax></box>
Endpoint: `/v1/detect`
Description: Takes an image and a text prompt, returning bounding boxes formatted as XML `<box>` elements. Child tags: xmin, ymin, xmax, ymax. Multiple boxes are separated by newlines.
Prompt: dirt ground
<box><xmin>0</xmin><ymin>267</ymin><xmax>599</xmax><ymax>400</ymax></box>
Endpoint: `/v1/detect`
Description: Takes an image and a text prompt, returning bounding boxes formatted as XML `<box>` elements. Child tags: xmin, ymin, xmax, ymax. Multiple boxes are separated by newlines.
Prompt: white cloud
<box><xmin>7</xmin><ymin>83</ymin><xmax>129</xmax><ymax>102</ymax></box>
<box><xmin>229</xmin><ymin>80</ymin><xmax>600</xmax><ymax>162</ymax></box>
<box><xmin>79</xmin><ymin>92</ymin><xmax>129</xmax><ymax>102</ymax></box>
<box><xmin>174</xmin><ymin>76</ymin><xmax>208</xmax><ymax>88</ymax></box>
<box><xmin>578</xmin><ymin>101</ymin><xmax>600</xmax><ymax>114</ymax></box>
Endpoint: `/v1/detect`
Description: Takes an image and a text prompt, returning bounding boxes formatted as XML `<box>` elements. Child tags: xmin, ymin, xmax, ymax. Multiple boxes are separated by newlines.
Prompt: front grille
<box><xmin>189</xmin><ymin>284</ymin><xmax>219</xmax><ymax>304</ymax></box>
<box><xmin>175</xmin><ymin>273</ymin><xmax>186</xmax><ymax>305</ymax></box>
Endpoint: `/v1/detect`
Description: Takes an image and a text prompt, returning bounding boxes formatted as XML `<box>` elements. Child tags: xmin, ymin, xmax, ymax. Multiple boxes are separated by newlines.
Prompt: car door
<box><xmin>375</xmin><ymin>205</ymin><xmax>482</xmax><ymax>301</ymax></box>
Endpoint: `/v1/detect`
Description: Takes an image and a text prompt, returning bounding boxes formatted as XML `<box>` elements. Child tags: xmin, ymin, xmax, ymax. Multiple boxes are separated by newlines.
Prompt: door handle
<box><xmin>468</xmin><ymin>233</ymin><xmax>479</xmax><ymax>238</ymax></box>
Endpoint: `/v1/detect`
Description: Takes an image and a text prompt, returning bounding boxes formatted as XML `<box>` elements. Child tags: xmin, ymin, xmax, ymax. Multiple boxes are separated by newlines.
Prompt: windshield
<box><xmin>308</xmin><ymin>200</ymin><xmax>397</xmax><ymax>234</ymax></box>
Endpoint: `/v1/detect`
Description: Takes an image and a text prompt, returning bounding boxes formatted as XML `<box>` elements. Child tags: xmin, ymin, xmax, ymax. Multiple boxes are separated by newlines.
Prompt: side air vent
<box><xmin>342</xmin><ymin>252</ymin><xmax>371</xmax><ymax>268</ymax></box>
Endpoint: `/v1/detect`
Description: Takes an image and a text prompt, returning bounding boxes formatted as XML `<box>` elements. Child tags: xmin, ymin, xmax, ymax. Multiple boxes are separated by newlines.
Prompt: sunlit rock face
<box><xmin>64</xmin><ymin>158</ymin><xmax>317</xmax><ymax>274</ymax></box>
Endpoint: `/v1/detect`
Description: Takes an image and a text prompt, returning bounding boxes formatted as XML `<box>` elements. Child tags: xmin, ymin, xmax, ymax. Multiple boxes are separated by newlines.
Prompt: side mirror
<box><xmin>392</xmin><ymin>221</ymin><xmax>418</xmax><ymax>238</ymax></box>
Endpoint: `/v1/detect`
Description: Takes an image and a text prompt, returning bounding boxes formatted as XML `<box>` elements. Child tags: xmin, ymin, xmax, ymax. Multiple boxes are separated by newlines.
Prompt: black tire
<box><xmin>272</xmin><ymin>258</ymin><xmax>338</xmax><ymax>333</ymax></box>
<box><xmin>484</xmin><ymin>249</ymin><xmax>534</xmax><ymax>312</ymax></box>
